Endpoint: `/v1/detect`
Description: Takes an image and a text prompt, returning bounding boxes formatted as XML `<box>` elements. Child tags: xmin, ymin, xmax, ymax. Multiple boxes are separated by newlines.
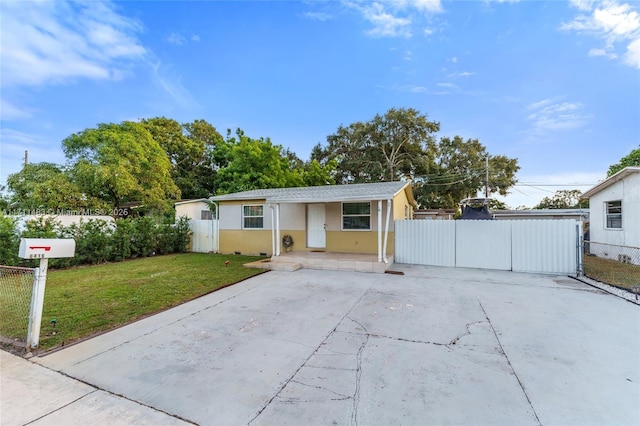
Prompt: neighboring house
<box><xmin>492</xmin><ymin>209</ymin><xmax>589</xmax><ymax>221</ymax></box>
<box><xmin>174</xmin><ymin>199</ymin><xmax>215</xmax><ymax>221</ymax></box>
<box><xmin>414</xmin><ymin>209</ymin><xmax>456</xmax><ymax>220</ymax></box>
<box><xmin>208</xmin><ymin>181</ymin><xmax>416</xmax><ymax>261</ymax></box>
<box><xmin>12</xmin><ymin>215</ymin><xmax>115</xmax><ymax>232</ymax></box>
<box><xmin>174</xmin><ymin>199</ymin><xmax>218</xmax><ymax>253</ymax></box>
<box><xmin>581</xmin><ymin>167</ymin><xmax>640</xmax><ymax>262</ymax></box>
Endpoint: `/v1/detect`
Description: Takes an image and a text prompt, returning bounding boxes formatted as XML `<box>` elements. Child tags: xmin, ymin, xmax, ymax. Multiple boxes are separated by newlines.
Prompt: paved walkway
<box><xmin>2</xmin><ymin>265</ymin><xmax>639</xmax><ymax>425</ymax></box>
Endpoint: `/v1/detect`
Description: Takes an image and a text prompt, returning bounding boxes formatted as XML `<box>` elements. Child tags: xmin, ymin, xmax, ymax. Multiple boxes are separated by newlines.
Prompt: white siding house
<box><xmin>581</xmin><ymin>167</ymin><xmax>640</xmax><ymax>263</ymax></box>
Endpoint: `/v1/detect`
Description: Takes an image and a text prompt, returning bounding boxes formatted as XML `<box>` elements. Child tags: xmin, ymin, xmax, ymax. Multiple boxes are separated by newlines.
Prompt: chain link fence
<box><xmin>0</xmin><ymin>265</ymin><xmax>36</xmax><ymax>354</ymax></box>
<box><xmin>583</xmin><ymin>241</ymin><xmax>640</xmax><ymax>295</ymax></box>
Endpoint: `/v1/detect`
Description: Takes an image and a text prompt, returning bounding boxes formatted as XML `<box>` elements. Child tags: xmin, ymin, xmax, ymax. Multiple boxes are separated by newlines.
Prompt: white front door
<box><xmin>307</xmin><ymin>204</ymin><xmax>326</xmax><ymax>248</ymax></box>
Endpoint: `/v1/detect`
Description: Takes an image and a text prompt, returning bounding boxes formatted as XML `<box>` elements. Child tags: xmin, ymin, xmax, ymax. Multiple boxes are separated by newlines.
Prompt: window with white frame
<box><xmin>342</xmin><ymin>202</ymin><xmax>371</xmax><ymax>230</ymax></box>
<box><xmin>243</xmin><ymin>205</ymin><xmax>264</xmax><ymax>229</ymax></box>
<box><xmin>605</xmin><ymin>200</ymin><xmax>622</xmax><ymax>229</ymax></box>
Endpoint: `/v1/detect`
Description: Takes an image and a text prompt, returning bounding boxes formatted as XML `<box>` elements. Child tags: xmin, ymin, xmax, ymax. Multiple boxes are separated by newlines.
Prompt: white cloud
<box><xmin>624</xmin><ymin>37</ymin><xmax>640</xmax><ymax>67</ymax></box>
<box><xmin>303</xmin><ymin>11</ymin><xmax>333</xmax><ymax>21</ymax></box>
<box><xmin>191</xmin><ymin>34</ymin><xmax>201</xmax><ymax>42</ymax></box>
<box><xmin>166</xmin><ymin>32</ymin><xmax>186</xmax><ymax>46</ymax></box>
<box><xmin>0</xmin><ymin>1</ymin><xmax>146</xmax><ymax>88</ymax></box>
<box><xmin>526</xmin><ymin>99</ymin><xmax>591</xmax><ymax>133</ymax></box>
<box><xmin>363</xmin><ymin>3</ymin><xmax>412</xmax><ymax>38</ymax></box>
<box><xmin>0</xmin><ymin>98</ymin><xmax>33</xmax><ymax>121</ymax></box>
<box><xmin>588</xmin><ymin>47</ymin><xmax>618</xmax><ymax>58</ymax></box>
<box><xmin>345</xmin><ymin>0</ymin><xmax>443</xmax><ymax>38</ymax></box>
<box><xmin>562</xmin><ymin>1</ymin><xmax>640</xmax><ymax>69</ymax></box>
<box><xmin>150</xmin><ymin>61</ymin><xmax>200</xmax><ymax>110</ymax></box>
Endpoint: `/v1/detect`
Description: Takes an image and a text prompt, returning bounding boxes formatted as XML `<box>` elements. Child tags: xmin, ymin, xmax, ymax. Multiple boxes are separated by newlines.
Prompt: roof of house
<box><xmin>209</xmin><ymin>181</ymin><xmax>416</xmax><ymax>205</ymax></box>
<box><xmin>581</xmin><ymin>166</ymin><xmax>640</xmax><ymax>199</ymax></box>
<box><xmin>174</xmin><ymin>198</ymin><xmax>209</xmax><ymax>206</ymax></box>
<box><xmin>492</xmin><ymin>209</ymin><xmax>589</xmax><ymax>218</ymax></box>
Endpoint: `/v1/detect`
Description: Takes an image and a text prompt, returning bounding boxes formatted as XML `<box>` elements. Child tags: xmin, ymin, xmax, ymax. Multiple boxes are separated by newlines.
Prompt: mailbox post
<box><xmin>19</xmin><ymin>238</ymin><xmax>76</xmax><ymax>350</ymax></box>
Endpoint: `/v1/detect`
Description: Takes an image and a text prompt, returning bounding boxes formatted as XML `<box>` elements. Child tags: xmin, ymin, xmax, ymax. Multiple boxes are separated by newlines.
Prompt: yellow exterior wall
<box><xmin>326</xmin><ymin>231</ymin><xmax>395</xmax><ymax>254</ymax></box>
<box><xmin>218</xmin><ymin>229</ymin><xmax>309</xmax><ymax>256</ymax></box>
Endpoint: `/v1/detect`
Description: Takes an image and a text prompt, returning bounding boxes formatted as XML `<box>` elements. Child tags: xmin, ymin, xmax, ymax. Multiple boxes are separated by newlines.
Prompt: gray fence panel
<box><xmin>395</xmin><ymin>219</ymin><xmax>579</xmax><ymax>275</ymax></box>
<box><xmin>455</xmin><ymin>221</ymin><xmax>512</xmax><ymax>270</ymax></box>
<box><xmin>395</xmin><ymin>220</ymin><xmax>455</xmax><ymax>266</ymax></box>
<box><xmin>511</xmin><ymin>220</ymin><xmax>578</xmax><ymax>274</ymax></box>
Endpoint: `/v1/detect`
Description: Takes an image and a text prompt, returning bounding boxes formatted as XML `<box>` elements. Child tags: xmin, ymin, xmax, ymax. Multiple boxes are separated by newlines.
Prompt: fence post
<box><xmin>26</xmin><ymin>258</ymin><xmax>48</xmax><ymax>350</ymax></box>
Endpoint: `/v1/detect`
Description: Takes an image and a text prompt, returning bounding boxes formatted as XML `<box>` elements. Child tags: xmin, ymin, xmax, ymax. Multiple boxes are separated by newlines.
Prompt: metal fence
<box><xmin>0</xmin><ymin>265</ymin><xmax>36</xmax><ymax>353</ymax></box>
<box><xmin>583</xmin><ymin>241</ymin><xmax>640</xmax><ymax>294</ymax></box>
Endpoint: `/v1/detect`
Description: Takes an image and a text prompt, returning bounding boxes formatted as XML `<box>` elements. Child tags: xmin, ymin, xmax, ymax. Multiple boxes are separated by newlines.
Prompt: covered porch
<box><xmin>246</xmin><ymin>251</ymin><xmax>395</xmax><ymax>274</ymax></box>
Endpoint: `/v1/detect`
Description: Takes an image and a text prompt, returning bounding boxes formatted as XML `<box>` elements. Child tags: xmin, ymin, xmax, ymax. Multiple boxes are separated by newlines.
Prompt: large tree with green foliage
<box><xmin>6</xmin><ymin>162</ymin><xmax>106</xmax><ymax>211</ymax></box>
<box><xmin>141</xmin><ymin>117</ymin><xmax>225</xmax><ymax>199</ymax></box>
<box><xmin>534</xmin><ymin>189</ymin><xmax>587</xmax><ymax>209</ymax></box>
<box><xmin>314</xmin><ymin>108</ymin><xmax>440</xmax><ymax>183</ymax></box>
<box><xmin>414</xmin><ymin>136</ymin><xmax>519</xmax><ymax>209</ymax></box>
<box><xmin>214</xmin><ymin>129</ymin><xmax>304</xmax><ymax>193</ymax></box>
<box><xmin>63</xmin><ymin>121</ymin><xmax>180</xmax><ymax>212</ymax></box>
<box><xmin>608</xmin><ymin>146</ymin><xmax>640</xmax><ymax>176</ymax></box>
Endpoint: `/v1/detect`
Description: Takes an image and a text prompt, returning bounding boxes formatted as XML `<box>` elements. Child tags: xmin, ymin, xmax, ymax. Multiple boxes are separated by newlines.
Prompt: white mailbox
<box><xmin>19</xmin><ymin>238</ymin><xmax>76</xmax><ymax>259</ymax></box>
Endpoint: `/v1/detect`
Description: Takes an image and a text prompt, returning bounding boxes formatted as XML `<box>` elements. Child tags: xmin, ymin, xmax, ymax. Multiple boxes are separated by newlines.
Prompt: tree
<box><xmin>608</xmin><ymin>146</ymin><xmax>640</xmax><ymax>176</ymax></box>
<box><xmin>534</xmin><ymin>189</ymin><xmax>587</xmax><ymax>209</ymax></box>
<box><xmin>414</xmin><ymin>136</ymin><xmax>519</xmax><ymax>209</ymax></box>
<box><xmin>63</xmin><ymin>121</ymin><xmax>180</xmax><ymax>212</ymax></box>
<box><xmin>141</xmin><ymin>117</ymin><xmax>225</xmax><ymax>199</ymax></box>
<box><xmin>315</xmin><ymin>108</ymin><xmax>440</xmax><ymax>184</ymax></box>
<box><xmin>6</xmin><ymin>162</ymin><xmax>106</xmax><ymax>211</ymax></box>
<box><xmin>214</xmin><ymin>129</ymin><xmax>305</xmax><ymax>194</ymax></box>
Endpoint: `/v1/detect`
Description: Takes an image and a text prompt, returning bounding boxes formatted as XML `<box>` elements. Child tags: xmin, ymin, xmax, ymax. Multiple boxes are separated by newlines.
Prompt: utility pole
<box><xmin>484</xmin><ymin>156</ymin><xmax>489</xmax><ymax>197</ymax></box>
<box><xmin>24</xmin><ymin>150</ymin><xmax>28</xmax><ymax>166</ymax></box>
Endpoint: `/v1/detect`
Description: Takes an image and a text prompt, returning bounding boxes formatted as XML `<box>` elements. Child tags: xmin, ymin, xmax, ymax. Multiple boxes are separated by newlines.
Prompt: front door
<box><xmin>307</xmin><ymin>204</ymin><xmax>326</xmax><ymax>249</ymax></box>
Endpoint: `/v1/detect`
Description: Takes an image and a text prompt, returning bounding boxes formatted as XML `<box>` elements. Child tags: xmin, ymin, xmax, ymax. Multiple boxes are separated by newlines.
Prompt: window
<box><xmin>201</xmin><ymin>210</ymin><xmax>213</xmax><ymax>220</ymax></box>
<box><xmin>342</xmin><ymin>202</ymin><xmax>371</xmax><ymax>230</ymax></box>
<box><xmin>605</xmin><ymin>201</ymin><xmax>622</xmax><ymax>229</ymax></box>
<box><xmin>243</xmin><ymin>205</ymin><xmax>264</xmax><ymax>229</ymax></box>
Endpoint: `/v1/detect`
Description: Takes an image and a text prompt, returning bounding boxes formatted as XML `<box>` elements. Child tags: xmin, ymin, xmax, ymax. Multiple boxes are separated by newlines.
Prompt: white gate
<box><xmin>395</xmin><ymin>219</ymin><xmax>581</xmax><ymax>275</ymax></box>
<box><xmin>190</xmin><ymin>220</ymin><xmax>219</xmax><ymax>253</ymax></box>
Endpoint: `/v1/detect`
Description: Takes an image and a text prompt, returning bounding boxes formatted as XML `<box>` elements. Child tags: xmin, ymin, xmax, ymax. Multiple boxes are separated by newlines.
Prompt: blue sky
<box><xmin>1</xmin><ymin>0</ymin><xmax>638</xmax><ymax>208</ymax></box>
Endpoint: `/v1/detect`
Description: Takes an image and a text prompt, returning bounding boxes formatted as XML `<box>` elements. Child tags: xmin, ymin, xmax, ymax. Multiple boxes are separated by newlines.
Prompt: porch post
<box><xmin>275</xmin><ymin>203</ymin><xmax>281</xmax><ymax>256</ymax></box>
<box><xmin>378</xmin><ymin>200</ymin><xmax>383</xmax><ymax>262</ymax></box>
<box><xmin>383</xmin><ymin>198</ymin><xmax>392</xmax><ymax>263</ymax></box>
<box><xmin>270</xmin><ymin>204</ymin><xmax>276</xmax><ymax>256</ymax></box>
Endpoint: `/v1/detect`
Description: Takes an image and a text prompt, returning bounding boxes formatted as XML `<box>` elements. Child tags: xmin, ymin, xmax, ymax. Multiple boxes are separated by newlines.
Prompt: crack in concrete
<box><xmin>448</xmin><ymin>320</ymin><xmax>488</xmax><ymax>346</ymax></box>
<box><xmin>478</xmin><ymin>300</ymin><xmax>542</xmax><ymax>426</ymax></box>
<box><xmin>348</xmin><ymin>318</ymin><xmax>369</xmax><ymax>426</ymax></box>
<box><xmin>282</xmin><ymin>379</ymin><xmax>352</xmax><ymax>400</ymax></box>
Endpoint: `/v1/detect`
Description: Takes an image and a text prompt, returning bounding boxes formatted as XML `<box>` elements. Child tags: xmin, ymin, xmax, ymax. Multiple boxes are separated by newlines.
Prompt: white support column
<box><xmin>383</xmin><ymin>198</ymin><xmax>392</xmax><ymax>263</ymax></box>
<box><xmin>275</xmin><ymin>203</ymin><xmax>281</xmax><ymax>256</ymax></box>
<box><xmin>270</xmin><ymin>204</ymin><xmax>276</xmax><ymax>257</ymax></box>
<box><xmin>27</xmin><ymin>259</ymin><xmax>48</xmax><ymax>350</ymax></box>
<box><xmin>377</xmin><ymin>200</ymin><xmax>383</xmax><ymax>262</ymax></box>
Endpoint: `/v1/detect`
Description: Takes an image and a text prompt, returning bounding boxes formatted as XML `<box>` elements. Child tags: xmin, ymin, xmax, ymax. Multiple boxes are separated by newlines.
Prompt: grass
<box><xmin>1</xmin><ymin>253</ymin><xmax>266</xmax><ymax>352</ymax></box>
<box><xmin>583</xmin><ymin>255</ymin><xmax>640</xmax><ymax>291</ymax></box>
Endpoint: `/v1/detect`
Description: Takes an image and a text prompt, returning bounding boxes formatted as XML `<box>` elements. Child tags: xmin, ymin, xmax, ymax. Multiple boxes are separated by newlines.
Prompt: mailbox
<box><xmin>19</xmin><ymin>238</ymin><xmax>76</xmax><ymax>259</ymax></box>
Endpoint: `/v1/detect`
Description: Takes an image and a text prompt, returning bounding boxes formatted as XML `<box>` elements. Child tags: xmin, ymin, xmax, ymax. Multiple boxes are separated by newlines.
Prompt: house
<box><xmin>174</xmin><ymin>199</ymin><xmax>215</xmax><ymax>221</ymax></box>
<box><xmin>208</xmin><ymin>181</ymin><xmax>416</xmax><ymax>263</ymax></box>
<box><xmin>492</xmin><ymin>209</ymin><xmax>588</xmax><ymax>221</ymax></box>
<box><xmin>174</xmin><ymin>199</ymin><xmax>218</xmax><ymax>253</ymax></box>
<box><xmin>581</xmin><ymin>166</ymin><xmax>640</xmax><ymax>263</ymax></box>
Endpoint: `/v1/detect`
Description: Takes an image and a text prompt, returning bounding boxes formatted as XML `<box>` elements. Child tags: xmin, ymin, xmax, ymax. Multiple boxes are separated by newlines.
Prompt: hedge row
<box><xmin>0</xmin><ymin>215</ymin><xmax>191</xmax><ymax>268</ymax></box>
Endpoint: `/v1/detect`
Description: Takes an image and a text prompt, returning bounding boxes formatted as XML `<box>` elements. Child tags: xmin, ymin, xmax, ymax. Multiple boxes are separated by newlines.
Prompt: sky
<box><xmin>1</xmin><ymin>0</ymin><xmax>638</xmax><ymax>209</ymax></box>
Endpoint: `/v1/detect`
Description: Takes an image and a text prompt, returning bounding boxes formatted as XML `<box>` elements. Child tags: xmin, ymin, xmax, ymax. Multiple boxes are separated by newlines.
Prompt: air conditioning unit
<box><xmin>618</xmin><ymin>254</ymin><xmax>632</xmax><ymax>264</ymax></box>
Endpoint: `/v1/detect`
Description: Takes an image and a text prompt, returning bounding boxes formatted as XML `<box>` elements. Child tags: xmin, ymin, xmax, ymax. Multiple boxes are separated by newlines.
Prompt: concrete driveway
<box><xmin>5</xmin><ymin>265</ymin><xmax>640</xmax><ymax>425</ymax></box>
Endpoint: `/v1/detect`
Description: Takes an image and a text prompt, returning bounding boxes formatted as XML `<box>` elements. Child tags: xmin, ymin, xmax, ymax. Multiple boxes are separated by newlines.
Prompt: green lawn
<box><xmin>1</xmin><ymin>253</ymin><xmax>266</xmax><ymax>352</ymax></box>
<box><xmin>584</xmin><ymin>255</ymin><xmax>640</xmax><ymax>291</ymax></box>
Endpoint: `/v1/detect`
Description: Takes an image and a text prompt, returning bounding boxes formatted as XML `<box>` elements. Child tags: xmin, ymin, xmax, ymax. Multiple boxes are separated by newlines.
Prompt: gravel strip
<box><xmin>573</xmin><ymin>275</ymin><xmax>640</xmax><ymax>305</ymax></box>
